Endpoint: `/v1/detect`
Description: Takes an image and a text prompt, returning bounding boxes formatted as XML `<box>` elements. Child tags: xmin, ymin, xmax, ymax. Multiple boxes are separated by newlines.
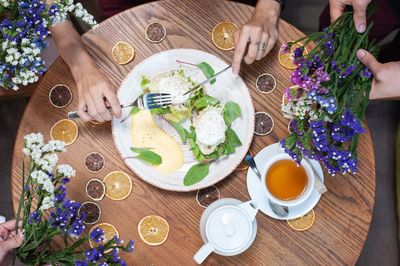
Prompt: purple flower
<box><xmin>330</xmin><ymin>123</ymin><xmax>355</xmax><ymax>142</ymax></box>
<box><xmin>340</xmin><ymin>109</ymin><xmax>365</xmax><ymax>134</ymax></box>
<box><xmin>339</xmin><ymin>64</ymin><xmax>357</xmax><ymax>79</ymax></box>
<box><xmin>127</xmin><ymin>240</ymin><xmax>134</xmax><ymax>253</ymax></box>
<box><xmin>90</xmin><ymin>228</ymin><xmax>105</xmax><ymax>243</ymax></box>
<box><xmin>360</xmin><ymin>67</ymin><xmax>372</xmax><ymax>79</ymax></box>
<box><xmin>61</xmin><ymin>177</ymin><xmax>70</xmax><ymax>184</ymax></box>
<box><xmin>69</xmin><ymin>218</ymin><xmax>85</xmax><ymax>237</ymax></box>
<box><xmin>310</xmin><ymin>120</ymin><xmax>329</xmax><ymax>152</ymax></box>
<box><xmin>54</xmin><ymin>185</ymin><xmax>66</xmax><ymax>202</ymax></box>
<box><xmin>85</xmin><ymin>245</ymin><xmax>105</xmax><ymax>263</ymax></box>
<box><xmin>309</xmin><ymin>90</ymin><xmax>337</xmax><ymax>114</ymax></box>
<box><xmin>281</xmin><ymin>43</ymin><xmax>290</xmax><ymax>54</ymax></box>
<box><xmin>280</xmin><ymin>138</ymin><xmax>302</xmax><ymax>164</ymax></box>
<box><xmin>75</xmin><ymin>261</ymin><xmax>88</xmax><ymax>266</ymax></box>
<box><xmin>29</xmin><ymin>211</ymin><xmax>41</xmax><ymax>224</ymax></box>
<box><xmin>321</xmin><ymin>29</ymin><xmax>334</xmax><ymax>55</ymax></box>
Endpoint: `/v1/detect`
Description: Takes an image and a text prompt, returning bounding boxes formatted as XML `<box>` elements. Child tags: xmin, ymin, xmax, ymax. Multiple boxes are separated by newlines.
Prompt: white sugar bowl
<box><xmin>194</xmin><ymin>198</ymin><xmax>258</xmax><ymax>264</ymax></box>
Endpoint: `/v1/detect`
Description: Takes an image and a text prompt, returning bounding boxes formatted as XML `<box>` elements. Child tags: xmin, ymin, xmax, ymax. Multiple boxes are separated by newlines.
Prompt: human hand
<box><xmin>0</xmin><ymin>220</ymin><xmax>24</xmax><ymax>266</ymax></box>
<box><xmin>357</xmin><ymin>49</ymin><xmax>400</xmax><ymax>100</ymax></box>
<box><xmin>329</xmin><ymin>0</ymin><xmax>371</xmax><ymax>33</ymax></box>
<box><xmin>75</xmin><ymin>65</ymin><xmax>122</xmax><ymax>122</ymax></box>
<box><xmin>232</xmin><ymin>0</ymin><xmax>280</xmax><ymax>74</ymax></box>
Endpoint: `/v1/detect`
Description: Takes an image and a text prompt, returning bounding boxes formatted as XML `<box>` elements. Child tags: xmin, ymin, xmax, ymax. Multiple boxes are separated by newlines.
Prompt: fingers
<box><xmin>0</xmin><ymin>231</ymin><xmax>24</xmax><ymax>252</ymax></box>
<box><xmin>0</xmin><ymin>220</ymin><xmax>21</xmax><ymax>232</ymax></box>
<box><xmin>330</xmin><ymin>0</ymin><xmax>346</xmax><ymax>22</ymax></box>
<box><xmin>103</xmin><ymin>89</ymin><xmax>121</xmax><ymax>118</ymax></box>
<box><xmin>244</xmin><ymin>27</ymin><xmax>262</xmax><ymax>65</ymax></box>
<box><xmin>77</xmin><ymin>98</ymin><xmax>91</xmax><ymax>122</ymax></box>
<box><xmin>256</xmin><ymin>33</ymin><xmax>268</xmax><ymax>61</ymax></box>
<box><xmin>356</xmin><ymin>49</ymin><xmax>382</xmax><ymax>75</ymax></box>
<box><xmin>232</xmin><ymin>27</ymin><xmax>251</xmax><ymax>74</ymax></box>
<box><xmin>353</xmin><ymin>0</ymin><xmax>369</xmax><ymax>32</ymax></box>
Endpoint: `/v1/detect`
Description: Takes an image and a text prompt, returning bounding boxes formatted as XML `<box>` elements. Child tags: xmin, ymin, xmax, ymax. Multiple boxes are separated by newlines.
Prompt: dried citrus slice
<box><xmin>84</xmin><ymin>152</ymin><xmax>105</xmax><ymax>173</ymax></box>
<box><xmin>211</xmin><ymin>22</ymin><xmax>238</xmax><ymax>51</ymax></box>
<box><xmin>278</xmin><ymin>42</ymin><xmax>308</xmax><ymax>70</ymax></box>
<box><xmin>86</xmin><ymin>178</ymin><xmax>106</xmax><ymax>201</ymax></box>
<box><xmin>103</xmin><ymin>171</ymin><xmax>132</xmax><ymax>201</ymax></box>
<box><xmin>138</xmin><ymin>215</ymin><xmax>169</xmax><ymax>246</ymax></box>
<box><xmin>89</xmin><ymin>222</ymin><xmax>119</xmax><ymax>248</ymax></box>
<box><xmin>256</xmin><ymin>73</ymin><xmax>276</xmax><ymax>94</ymax></box>
<box><xmin>236</xmin><ymin>150</ymin><xmax>253</xmax><ymax>171</ymax></box>
<box><xmin>145</xmin><ymin>22</ymin><xmax>166</xmax><ymax>43</ymax></box>
<box><xmin>112</xmin><ymin>41</ymin><xmax>135</xmax><ymax>65</ymax></box>
<box><xmin>287</xmin><ymin>210</ymin><xmax>315</xmax><ymax>231</ymax></box>
<box><xmin>49</xmin><ymin>84</ymin><xmax>72</xmax><ymax>108</ymax></box>
<box><xmin>79</xmin><ymin>201</ymin><xmax>101</xmax><ymax>225</ymax></box>
<box><xmin>196</xmin><ymin>186</ymin><xmax>220</xmax><ymax>208</ymax></box>
<box><xmin>254</xmin><ymin>112</ymin><xmax>274</xmax><ymax>136</ymax></box>
<box><xmin>50</xmin><ymin>119</ymin><xmax>78</xmax><ymax>145</ymax></box>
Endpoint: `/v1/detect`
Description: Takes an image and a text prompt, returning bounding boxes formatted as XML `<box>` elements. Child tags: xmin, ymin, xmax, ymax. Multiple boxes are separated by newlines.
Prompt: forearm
<box><xmin>50</xmin><ymin>21</ymin><xmax>96</xmax><ymax>81</ymax></box>
<box><xmin>254</xmin><ymin>0</ymin><xmax>281</xmax><ymax>20</ymax></box>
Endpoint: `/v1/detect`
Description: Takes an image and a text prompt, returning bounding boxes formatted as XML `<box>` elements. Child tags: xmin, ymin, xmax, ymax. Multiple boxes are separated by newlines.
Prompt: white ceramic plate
<box><xmin>112</xmin><ymin>49</ymin><xmax>255</xmax><ymax>192</ymax></box>
<box><xmin>246</xmin><ymin>143</ymin><xmax>324</xmax><ymax>220</ymax></box>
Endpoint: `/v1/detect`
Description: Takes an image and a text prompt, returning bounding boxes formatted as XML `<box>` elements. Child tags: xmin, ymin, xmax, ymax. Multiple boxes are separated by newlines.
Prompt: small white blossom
<box><xmin>31</xmin><ymin>170</ymin><xmax>49</xmax><ymax>185</ymax></box>
<box><xmin>24</xmin><ymin>133</ymin><xmax>44</xmax><ymax>149</ymax></box>
<box><xmin>39</xmin><ymin>195</ymin><xmax>55</xmax><ymax>211</ymax></box>
<box><xmin>43</xmin><ymin>179</ymin><xmax>55</xmax><ymax>194</ymax></box>
<box><xmin>57</xmin><ymin>164</ymin><xmax>75</xmax><ymax>178</ymax></box>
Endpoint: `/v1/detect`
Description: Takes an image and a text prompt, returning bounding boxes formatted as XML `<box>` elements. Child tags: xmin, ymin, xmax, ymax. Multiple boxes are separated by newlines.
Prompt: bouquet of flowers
<box><xmin>280</xmin><ymin>8</ymin><xmax>379</xmax><ymax>175</ymax></box>
<box><xmin>15</xmin><ymin>133</ymin><xmax>134</xmax><ymax>265</ymax></box>
<box><xmin>0</xmin><ymin>0</ymin><xmax>97</xmax><ymax>90</ymax></box>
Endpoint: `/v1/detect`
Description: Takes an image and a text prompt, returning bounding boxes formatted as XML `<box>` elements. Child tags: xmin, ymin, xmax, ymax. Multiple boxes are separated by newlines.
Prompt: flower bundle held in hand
<box><xmin>15</xmin><ymin>133</ymin><xmax>134</xmax><ymax>265</ymax></box>
<box><xmin>280</xmin><ymin>8</ymin><xmax>379</xmax><ymax>175</ymax></box>
<box><xmin>0</xmin><ymin>0</ymin><xmax>97</xmax><ymax>90</ymax></box>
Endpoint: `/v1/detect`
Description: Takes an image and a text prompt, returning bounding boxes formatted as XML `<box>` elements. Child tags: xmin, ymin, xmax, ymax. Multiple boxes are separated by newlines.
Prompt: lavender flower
<box><xmin>75</xmin><ymin>261</ymin><xmax>88</xmax><ymax>266</ymax></box>
<box><xmin>360</xmin><ymin>67</ymin><xmax>372</xmax><ymax>79</ymax></box>
<box><xmin>127</xmin><ymin>240</ymin><xmax>134</xmax><ymax>252</ymax></box>
<box><xmin>321</xmin><ymin>29</ymin><xmax>334</xmax><ymax>55</ymax></box>
<box><xmin>69</xmin><ymin>217</ymin><xmax>85</xmax><ymax>237</ymax></box>
<box><xmin>280</xmin><ymin>43</ymin><xmax>290</xmax><ymax>54</ymax></box>
<box><xmin>310</xmin><ymin>120</ymin><xmax>329</xmax><ymax>152</ymax></box>
<box><xmin>340</xmin><ymin>109</ymin><xmax>365</xmax><ymax>134</ymax></box>
<box><xmin>90</xmin><ymin>228</ymin><xmax>105</xmax><ymax>243</ymax></box>
<box><xmin>29</xmin><ymin>211</ymin><xmax>41</xmax><ymax>224</ymax></box>
<box><xmin>85</xmin><ymin>245</ymin><xmax>105</xmax><ymax>263</ymax></box>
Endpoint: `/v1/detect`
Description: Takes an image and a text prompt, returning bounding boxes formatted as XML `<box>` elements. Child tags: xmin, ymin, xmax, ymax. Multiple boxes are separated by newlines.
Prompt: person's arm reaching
<box><xmin>329</xmin><ymin>0</ymin><xmax>370</xmax><ymax>33</ymax></box>
<box><xmin>232</xmin><ymin>0</ymin><xmax>281</xmax><ymax>74</ymax></box>
<box><xmin>0</xmin><ymin>220</ymin><xmax>24</xmax><ymax>265</ymax></box>
<box><xmin>50</xmin><ymin>21</ymin><xmax>122</xmax><ymax>122</ymax></box>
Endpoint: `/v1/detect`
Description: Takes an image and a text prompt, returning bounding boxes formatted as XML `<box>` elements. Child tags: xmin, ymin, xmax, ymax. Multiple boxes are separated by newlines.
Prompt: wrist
<box><xmin>253</xmin><ymin>0</ymin><xmax>281</xmax><ymax>21</ymax></box>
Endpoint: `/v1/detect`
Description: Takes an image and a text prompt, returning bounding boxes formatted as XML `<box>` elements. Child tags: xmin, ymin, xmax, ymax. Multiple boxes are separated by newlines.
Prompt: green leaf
<box><xmin>223</xmin><ymin>102</ymin><xmax>241</xmax><ymax>126</ymax></box>
<box><xmin>130</xmin><ymin>106</ymin><xmax>140</xmax><ymax>115</ymax></box>
<box><xmin>193</xmin><ymin>95</ymin><xmax>219</xmax><ymax>110</ymax></box>
<box><xmin>135</xmin><ymin>151</ymin><xmax>162</xmax><ymax>165</ymax></box>
<box><xmin>226</xmin><ymin>127</ymin><xmax>242</xmax><ymax>147</ymax></box>
<box><xmin>184</xmin><ymin>163</ymin><xmax>210</xmax><ymax>186</ymax></box>
<box><xmin>196</xmin><ymin>62</ymin><xmax>216</xmax><ymax>84</ymax></box>
<box><xmin>140</xmin><ymin>76</ymin><xmax>150</xmax><ymax>89</ymax></box>
<box><xmin>169</xmin><ymin>121</ymin><xmax>188</xmax><ymax>143</ymax></box>
<box><xmin>151</xmin><ymin>107</ymin><xmax>171</xmax><ymax>115</ymax></box>
<box><xmin>130</xmin><ymin>147</ymin><xmax>152</xmax><ymax>153</ymax></box>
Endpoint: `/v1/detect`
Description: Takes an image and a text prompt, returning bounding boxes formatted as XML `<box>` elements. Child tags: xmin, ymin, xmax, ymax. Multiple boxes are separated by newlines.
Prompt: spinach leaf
<box><xmin>193</xmin><ymin>95</ymin><xmax>219</xmax><ymax>110</ymax></box>
<box><xmin>170</xmin><ymin>121</ymin><xmax>188</xmax><ymax>143</ymax></box>
<box><xmin>196</xmin><ymin>62</ymin><xmax>216</xmax><ymax>84</ymax></box>
<box><xmin>184</xmin><ymin>163</ymin><xmax>210</xmax><ymax>186</ymax></box>
<box><xmin>223</xmin><ymin>101</ymin><xmax>242</xmax><ymax>126</ymax></box>
<box><xmin>225</xmin><ymin>127</ymin><xmax>242</xmax><ymax>147</ymax></box>
<box><xmin>130</xmin><ymin>147</ymin><xmax>162</xmax><ymax>165</ymax></box>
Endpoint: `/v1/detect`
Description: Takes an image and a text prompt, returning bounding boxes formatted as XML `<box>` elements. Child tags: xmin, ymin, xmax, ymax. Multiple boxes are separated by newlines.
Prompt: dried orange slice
<box><xmin>256</xmin><ymin>73</ymin><xmax>276</xmax><ymax>94</ymax></box>
<box><xmin>145</xmin><ymin>22</ymin><xmax>166</xmax><ymax>43</ymax></box>
<box><xmin>287</xmin><ymin>210</ymin><xmax>315</xmax><ymax>231</ymax></box>
<box><xmin>85</xmin><ymin>152</ymin><xmax>105</xmax><ymax>173</ymax></box>
<box><xmin>50</xmin><ymin>119</ymin><xmax>78</xmax><ymax>145</ymax></box>
<box><xmin>86</xmin><ymin>178</ymin><xmax>106</xmax><ymax>201</ymax></box>
<box><xmin>254</xmin><ymin>112</ymin><xmax>274</xmax><ymax>136</ymax></box>
<box><xmin>112</xmin><ymin>41</ymin><xmax>135</xmax><ymax>65</ymax></box>
<box><xmin>78</xmin><ymin>201</ymin><xmax>101</xmax><ymax>225</ymax></box>
<box><xmin>48</xmin><ymin>84</ymin><xmax>72</xmax><ymax>108</ymax></box>
<box><xmin>196</xmin><ymin>186</ymin><xmax>220</xmax><ymax>208</ymax></box>
<box><xmin>138</xmin><ymin>215</ymin><xmax>169</xmax><ymax>246</ymax></box>
<box><xmin>211</xmin><ymin>22</ymin><xmax>238</xmax><ymax>51</ymax></box>
<box><xmin>278</xmin><ymin>42</ymin><xmax>308</xmax><ymax>70</ymax></box>
<box><xmin>103</xmin><ymin>171</ymin><xmax>132</xmax><ymax>201</ymax></box>
<box><xmin>236</xmin><ymin>150</ymin><xmax>253</xmax><ymax>171</ymax></box>
<box><xmin>89</xmin><ymin>222</ymin><xmax>119</xmax><ymax>248</ymax></box>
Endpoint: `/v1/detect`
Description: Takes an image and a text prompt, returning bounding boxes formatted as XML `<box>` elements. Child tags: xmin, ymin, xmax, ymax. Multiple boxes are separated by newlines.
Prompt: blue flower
<box><xmin>90</xmin><ymin>228</ymin><xmax>105</xmax><ymax>243</ymax></box>
<box><xmin>54</xmin><ymin>185</ymin><xmax>66</xmax><ymax>202</ymax></box>
<box><xmin>69</xmin><ymin>217</ymin><xmax>85</xmax><ymax>237</ymax></box>
<box><xmin>75</xmin><ymin>261</ymin><xmax>88</xmax><ymax>266</ymax></box>
<box><xmin>340</xmin><ymin>109</ymin><xmax>365</xmax><ymax>134</ymax></box>
<box><xmin>85</xmin><ymin>245</ymin><xmax>105</xmax><ymax>263</ymax></box>
<box><xmin>127</xmin><ymin>240</ymin><xmax>134</xmax><ymax>253</ymax></box>
<box><xmin>29</xmin><ymin>210</ymin><xmax>41</xmax><ymax>224</ymax></box>
<box><xmin>310</xmin><ymin>120</ymin><xmax>329</xmax><ymax>152</ymax></box>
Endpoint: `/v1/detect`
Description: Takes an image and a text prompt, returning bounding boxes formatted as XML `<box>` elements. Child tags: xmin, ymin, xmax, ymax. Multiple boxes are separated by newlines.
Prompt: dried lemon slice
<box><xmin>50</xmin><ymin>119</ymin><xmax>78</xmax><ymax>145</ymax></box>
<box><xmin>48</xmin><ymin>84</ymin><xmax>72</xmax><ymax>108</ymax></box>
<box><xmin>112</xmin><ymin>41</ymin><xmax>135</xmax><ymax>65</ymax></box>
<box><xmin>211</xmin><ymin>22</ymin><xmax>238</xmax><ymax>51</ymax></box>
<box><xmin>254</xmin><ymin>112</ymin><xmax>274</xmax><ymax>136</ymax></box>
<box><xmin>138</xmin><ymin>215</ymin><xmax>169</xmax><ymax>246</ymax></box>
<box><xmin>278</xmin><ymin>42</ymin><xmax>308</xmax><ymax>70</ymax></box>
<box><xmin>103</xmin><ymin>171</ymin><xmax>132</xmax><ymax>201</ymax></box>
<box><xmin>89</xmin><ymin>222</ymin><xmax>119</xmax><ymax>248</ymax></box>
<box><xmin>287</xmin><ymin>210</ymin><xmax>315</xmax><ymax>231</ymax></box>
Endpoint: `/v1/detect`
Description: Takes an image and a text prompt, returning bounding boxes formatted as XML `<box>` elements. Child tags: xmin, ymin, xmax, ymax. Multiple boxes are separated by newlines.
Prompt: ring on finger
<box><xmin>251</xmin><ymin>41</ymin><xmax>260</xmax><ymax>46</ymax></box>
<box><xmin>258</xmin><ymin>42</ymin><xmax>267</xmax><ymax>53</ymax></box>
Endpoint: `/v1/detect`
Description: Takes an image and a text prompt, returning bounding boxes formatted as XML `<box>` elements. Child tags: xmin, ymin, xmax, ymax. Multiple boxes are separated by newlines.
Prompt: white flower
<box><xmin>31</xmin><ymin>170</ymin><xmax>49</xmax><ymax>184</ymax></box>
<box><xmin>43</xmin><ymin>153</ymin><xmax>59</xmax><ymax>169</ymax></box>
<box><xmin>57</xmin><ymin>164</ymin><xmax>75</xmax><ymax>178</ymax></box>
<box><xmin>24</xmin><ymin>133</ymin><xmax>44</xmax><ymax>149</ymax></box>
<box><xmin>42</xmin><ymin>140</ymin><xmax>65</xmax><ymax>153</ymax></box>
<box><xmin>39</xmin><ymin>195</ymin><xmax>55</xmax><ymax>211</ymax></box>
<box><xmin>43</xmin><ymin>179</ymin><xmax>55</xmax><ymax>194</ymax></box>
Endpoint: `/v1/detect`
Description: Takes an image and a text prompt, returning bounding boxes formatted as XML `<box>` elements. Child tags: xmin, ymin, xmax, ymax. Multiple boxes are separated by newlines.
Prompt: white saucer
<box><xmin>246</xmin><ymin>143</ymin><xmax>325</xmax><ymax>220</ymax></box>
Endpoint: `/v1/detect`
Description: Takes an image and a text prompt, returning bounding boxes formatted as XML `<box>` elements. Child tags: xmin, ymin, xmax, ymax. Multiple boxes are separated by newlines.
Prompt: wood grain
<box><xmin>10</xmin><ymin>0</ymin><xmax>376</xmax><ymax>265</ymax></box>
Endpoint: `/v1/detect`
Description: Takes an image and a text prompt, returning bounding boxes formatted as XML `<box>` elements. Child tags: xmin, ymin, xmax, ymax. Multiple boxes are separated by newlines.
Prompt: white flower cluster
<box><xmin>51</xmin><ymin>0</ymin><xmax>97</xmax><ymax>28</ymax></box>
<box><xmin>40</xmin><ymin>195</ymin><xmax>55</xmax><ymax>211</ymax></box>
<box><xmin>281</xmin><ymin>95</ymin><xmax>331</xmax><ymax>122</ymax></box>
<box><xmin>0</xmin><ymin>0</ymin><xmax>11</xmax><ymax>8</ymax></box>
<box><xmin>57</xmin><ymin>164</ymin><xmax>76</xmax><ymax>178</ymax></box>
<box><xmin>31</xmin><ymin>170</ymin><xmax>55</xmax><ymax>194</ymax></box>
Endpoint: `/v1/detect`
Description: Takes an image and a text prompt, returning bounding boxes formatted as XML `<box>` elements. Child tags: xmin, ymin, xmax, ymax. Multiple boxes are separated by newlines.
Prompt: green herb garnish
<box><xmin>223</xmin><ymin>101</ymin><xmax>241</xmax><ymax>126</ymax></box>
<box><xmin>130</xmin><ymin>147</ymin><xmax>162</xmax><ymax>165</ymax></box>
<box><xmin>169</xmin><ymin>121</ymin><xmax>188</xmax><ymax>143</ymax></box>
<box><xmin>183</xmin><ymin>163</ymin><xmax>210</xmax><ymax>186</ymax></box>
<box><xmin>196</xmin><ymin>62</ymin><xmax>216</xmax><ymax>84</ymax></box>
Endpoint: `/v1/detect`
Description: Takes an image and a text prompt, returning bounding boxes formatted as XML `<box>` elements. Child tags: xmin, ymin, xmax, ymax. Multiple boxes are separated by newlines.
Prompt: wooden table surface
<box><xmin>11</xmin><ymin>0</ymin><xmax>376</xmax><ymax>264</ymax></box>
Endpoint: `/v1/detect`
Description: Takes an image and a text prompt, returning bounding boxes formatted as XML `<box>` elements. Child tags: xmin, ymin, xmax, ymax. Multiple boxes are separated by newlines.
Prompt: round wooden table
<box><xmin>11</xmin><ymin>0</ymin><xmax>376</xmax><ymax>264</ymax></box>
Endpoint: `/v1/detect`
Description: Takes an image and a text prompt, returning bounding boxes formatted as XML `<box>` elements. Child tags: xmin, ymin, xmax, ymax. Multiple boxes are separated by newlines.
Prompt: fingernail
<box><xmin>357</xmin><ymin>50</ymin><xmax>365</xmax><ymax>59</ymax></box>
<box><xmin>357</xmin><ymin>23</ymin><xmax>366</xmax><ymax>33</ymax></box>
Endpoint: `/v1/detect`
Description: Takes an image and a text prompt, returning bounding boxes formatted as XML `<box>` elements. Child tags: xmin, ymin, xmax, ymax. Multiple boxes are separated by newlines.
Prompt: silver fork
<box><xmin>67</xmin><ymin>93</ymin><xmax>173</xmax><ymax>121</ymax></box>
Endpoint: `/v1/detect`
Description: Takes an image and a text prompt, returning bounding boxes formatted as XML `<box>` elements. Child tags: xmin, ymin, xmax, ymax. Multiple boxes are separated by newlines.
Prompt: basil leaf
<box><xmin>135</xmin><ymin>150</ymin><xmax>162</xmax><ymax>165</ymax></box>
<box><xmin>223</xmin><ymin>101</ymin><xmax>242</xmax><ymax>126</ymax></box>
<box><xmin>130</xmin><ymin>106</ymin><xmax>140</xmax><ymax>115</ymax></box>
<box><xmin>193</xmin><ymin>95</ymin><xmax>219</xmax><ymax>110</ymax></box>
<box><xmin>183</xmin><ymin>163</ymin><xmax>210</xmax><ymax>186</ymax></box>
<box><xmin>170</xmin><ymin>121</ymin><xmax>188</xmax><ymax>143</ymax></box>
<box><xmin>130</xmin><ymin>147</ymin><xmax>152</xmax><ymax>153</ymax></box>
<box><xmin>196</xmin><ymin>62</ymin><xmax>216</xmax><ymax>84</ymax></box>
<box><xmin>226</xmin><ymin>127</ymin><xmax>242</xmax><ymax>147</ymax></box>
